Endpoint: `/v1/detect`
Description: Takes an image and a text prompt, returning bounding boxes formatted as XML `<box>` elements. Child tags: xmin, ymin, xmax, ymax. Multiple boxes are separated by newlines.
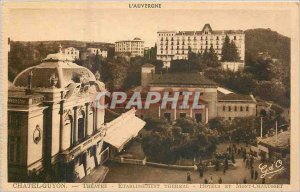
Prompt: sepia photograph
<box><xmin>1</xmin><ymin>1</ymin><xmax>299</xmax><ymax>191</ymax></box>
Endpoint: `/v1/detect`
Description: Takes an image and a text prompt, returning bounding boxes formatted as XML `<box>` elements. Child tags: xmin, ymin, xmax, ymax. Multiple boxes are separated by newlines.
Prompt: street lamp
<box><xmin>260</xmin><ymin>116</ymin><xmax>263</xmax><ymax>138</ymax></box>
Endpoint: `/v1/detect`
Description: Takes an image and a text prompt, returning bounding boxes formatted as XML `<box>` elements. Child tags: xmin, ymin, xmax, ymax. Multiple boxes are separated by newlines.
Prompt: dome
<box><xmin>133</xmin><ymin>37</ymin><xmax>142</xmax><ymax>40</ymax></box>
<box><xmin>13</xmin><ymin>52</ymin><xmax>96</xmax><ymax>89</ymax></box>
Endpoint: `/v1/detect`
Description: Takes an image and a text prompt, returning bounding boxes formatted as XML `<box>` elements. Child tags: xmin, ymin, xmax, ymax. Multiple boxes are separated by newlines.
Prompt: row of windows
<box><xmin>222</xmin><ymin>106</ymin><xmax>249</xmax><ymax>112</ymax></box>
<box><xmin>159</xmin><ymin>49</ymin><xmax>223</xmax><ymax>55</ymax></box>
<box><xmin>160</xmin><ymin>35</ymin><xmax>241</xmax><ymax>41</ymax></box>
<box><xmin>158</xmin><ymin>33</ymin><xmax>175</xmax><ymax>37</ymax></box>
<box><xmin>160</xmin><ymin>45</ymin><xmax>222</xmax><ymax>50</ymax></box>
<box><xmin>160</xmin><ymin>41</ymin><xmax>224</xmax><ymax>45</ymax></box>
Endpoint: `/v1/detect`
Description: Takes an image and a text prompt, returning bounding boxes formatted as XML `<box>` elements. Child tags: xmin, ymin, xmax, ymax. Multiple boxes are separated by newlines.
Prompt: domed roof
<box><xmin>133</xmin><ymin>37</ymin><xmax>142</xmax><ymax>40</ymax></box>
<box><xmin>13</xmin><ymin>52</ymin><xmax>96</xmax><ymax>89</ymax></box>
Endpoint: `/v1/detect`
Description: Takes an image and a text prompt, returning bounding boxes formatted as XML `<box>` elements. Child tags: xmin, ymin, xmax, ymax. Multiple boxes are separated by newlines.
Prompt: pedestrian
<box><xmin>262</xmin><ymin>178</ymin><xmax>265</xmax><ymax>184</ymax></box>
<box><xmin>251</xmin><ymin>167</ymin><xmax>254</xmax><ymax>179</ymax></box>
<box><xmin>218</xmin><ymin>177</ymin><xmax>222</xmax><ymax>184</ymax></box>
<box><xmin>238</xmin><ymin>149</ymin><xmax>241</xmax><ymax>155</ymax></box>
<box><xmin>243</xmin><ymin>153</ymin><xmax>246</xmax><ymax>162</ymax></box>
<box><xmin>187</xmin><ymin>172</ymin><xmax>191</xmax><ymax>182</ymax></box>
<box><xmin>208</xmin><ymin>176</ymin><xmax>213</xmax><ymax>184</ymax></box>
<box><xmin>250</xmin><ymin>156</ymin><xmax>254</xmax><ymax>168</ymax></box>
<box><xmin>204</xmin><ymin>178</ymin><xmax>208</xmax><ymax>184</ymax></box>
<box><xmin>223</xmin><ymin>165</ymin><xmax>226</xmax><ymax>174</ymax></box>
<box><xmin>233</xmin><ymin>144</ymin><xmax>237</xmax><ymax>154</ymax></box>
<box><xmin>199</xmin><ymin>166</ymin><xmax>204</xmax><ymax>178</ymax></box>
<box><xmin>225</xmin><ymin>158</ymin><xmax>228</xmax><ymax>170</ymax></box>
<box><xmin>215</xmin><ymin>159</ymin><xmax>220</xmax><ymax>171</ymax></box>
<box><xmin>231</xmin><ymin>154</ymin><xmax>235</xmax><ymax>164</ymax></box>
<box><xmin>243</xmin><ymin>178</ymin><xmax>247</xmax><ymax>184</ymax></box>
<box><xmin>245</xmin><ymin>158</ymin><xmax>249</xmax><ymax>168</ymax></box>
<box><xmin>194</xmin><ymin>164</ymin><xmax>198</xmax><ymax>171</ymax></box>
<box><xmin>254</xmin><ymin>170</ymin><xmax>258</xmax><ymax>180</ymax></box>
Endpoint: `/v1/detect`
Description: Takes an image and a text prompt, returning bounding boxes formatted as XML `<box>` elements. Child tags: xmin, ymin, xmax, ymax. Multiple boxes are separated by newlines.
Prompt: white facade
<box><xmin>115</xmin><ymin>38</ymin><xmax>144</xmax><ymax>57</ymax></box>
<box><xmin>156</xmin><ymin>24</ymin><xmax>245</xmax><ymax>68</ymax></box>
<box><xmin>62</xmin><ymin>47</ymin><xmax>80</xmax><ymax>60</ymax></box>
<box><xmin>221</xmin><ymin>61</ymin><xmax>245</xmax><ymax>72</ymax></box>
<box><xmin>87</xmin><ymin>48</ymin><xmax>108</xmax><ymax>58</ymax></box>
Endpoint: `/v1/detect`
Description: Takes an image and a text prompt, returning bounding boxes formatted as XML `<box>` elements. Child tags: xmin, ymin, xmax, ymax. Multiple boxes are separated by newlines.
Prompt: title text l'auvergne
<box><xmin>129</xmin><ymin>3</ymin><xmax>161</xmax><ymax>9</ymax></box>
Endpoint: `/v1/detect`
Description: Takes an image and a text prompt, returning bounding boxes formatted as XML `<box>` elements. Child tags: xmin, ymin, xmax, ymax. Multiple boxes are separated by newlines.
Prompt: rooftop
<box><xmin>218</xmin><ymin>91</ymin><xmax>256</xmax><ymax>102</ymax></box>
<box><xmin>13</xmin><ymin>51</ymin><xmax>96</xmax><ymax>89</ymax></box>
<box><xmin>148</xmin><ymin>73</ymin><xmax>218</xmax><ymax>87</ymax></box>
<box><xmin>142</xmin><ymin>63</ymin><xmax>155</xmax><ymax>68</ymax></box>
<box><xmin>258</xmin><ymin>130</ymin><xmax>290</xmax><ymax>149</ymax></box>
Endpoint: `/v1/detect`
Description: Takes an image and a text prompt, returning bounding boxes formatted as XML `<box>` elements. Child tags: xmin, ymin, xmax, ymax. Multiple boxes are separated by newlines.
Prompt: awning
<box><xmin>104</xmin><ymin>109</ymin><xmax>145</xmax><ymax>152</ymax></box>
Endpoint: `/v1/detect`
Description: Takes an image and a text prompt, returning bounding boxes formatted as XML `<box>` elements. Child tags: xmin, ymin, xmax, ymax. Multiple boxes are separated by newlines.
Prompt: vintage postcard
<box><xmin>1</xmin><ymin>1</ymin><xmax>299</xmax><ymax>191</ymax></box>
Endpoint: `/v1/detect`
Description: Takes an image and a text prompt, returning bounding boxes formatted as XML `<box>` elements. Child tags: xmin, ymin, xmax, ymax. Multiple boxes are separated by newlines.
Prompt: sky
<box><xmin>7</xmin><ymin>3</ymin><xmax>294</xmax><ymax>47</ymax></box>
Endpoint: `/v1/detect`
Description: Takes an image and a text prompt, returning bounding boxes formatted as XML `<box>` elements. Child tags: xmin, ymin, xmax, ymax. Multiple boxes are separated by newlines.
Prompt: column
<box><xmin>158</xmin><ymin>105</ymin><xmax>161</xmax><ymax>118</ymax></box>
<box><xmin>73</xmin><ymin>106</ymin><xmax>78</xmax><ymax>145</ymax></box>
<box><xmin>59</xmin><ymin>97</ymin><xmax>65</xmax><ymax>152</ymax></box>
<box><xmin>190</xmin><ymin>107</ymin><xmax>193</xmax><ymax>118</ymax></box>
<box><xmin>205</xmin><ymin>107</ymin><xmax>209</xmax><ymax>124</ymax></box>
<box><xmin>174</xmin><ymin>107</ymin><xmax>177</xmax><ymax>121</ymax></box>
<box><xmin>85</xmin><ymin>103</ymin><xmax>89</xmax><ymax>137</ymax></box>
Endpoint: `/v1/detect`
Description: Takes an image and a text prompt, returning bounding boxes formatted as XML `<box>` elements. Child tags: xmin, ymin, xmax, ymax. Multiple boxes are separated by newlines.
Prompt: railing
<box><xmin>111</xmin><ymin>157</ymin><xmax>146</xmax><ymax>165</ymax></box>
<box><xmin>60</xmin><ymin>128</ymin><xmax>106</xmax><ymax>162</ymax></box>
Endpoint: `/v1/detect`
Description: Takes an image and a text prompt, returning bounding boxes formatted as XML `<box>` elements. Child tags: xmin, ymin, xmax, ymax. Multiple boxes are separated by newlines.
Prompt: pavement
<box><xmin>102</xmin><ymin>158</ymin><xmax>288</xmax><ymax>184</ymax></box>
<box><xmin>80</xmin><ymin>141</ymin><xmax>289</xmax><ymax>184</ymax></box>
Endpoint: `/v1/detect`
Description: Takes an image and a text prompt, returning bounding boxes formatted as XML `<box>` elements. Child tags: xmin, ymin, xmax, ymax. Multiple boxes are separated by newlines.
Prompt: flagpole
<box><xmin>276</xmin><ymin>120</ymin><xmax>278</xmax><ymax>143</ymax></box>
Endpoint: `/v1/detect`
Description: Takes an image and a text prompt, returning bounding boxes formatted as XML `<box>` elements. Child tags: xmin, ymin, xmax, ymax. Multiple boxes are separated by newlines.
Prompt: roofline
<box><xmin>218</xmin><ymin>100</ymin><xmax>256</xmax><ymax>103</ymax></box>
<box><xmin>148</xmin><ymin>83</ymin><xmax>218</xmax><ymax>88</ymax></box>
<box><xmin>115</xmin><ymin>40</ymin><xmax>144</xmax><ymax>43</ymax></box>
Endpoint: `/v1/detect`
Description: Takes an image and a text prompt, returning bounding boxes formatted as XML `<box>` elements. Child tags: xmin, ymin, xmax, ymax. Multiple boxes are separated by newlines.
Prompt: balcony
<box><xmin>60</xmin><ymin>127</ymin><xmax>107</xmax><ymax>163</ymax></box>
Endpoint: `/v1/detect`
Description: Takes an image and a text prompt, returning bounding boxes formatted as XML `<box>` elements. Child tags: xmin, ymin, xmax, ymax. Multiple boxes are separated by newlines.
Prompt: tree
<box><xmin>221</xmin><ymin>35</ymin><xmax>240</xmax><ymax>62</ymax></box>
<box><xmin>206</xmin><ymin>45</ymin><xmax>220</xmax><ymax>67</ymax></box>
<box><xmin>221</xmin><ymin>35</ymin><xmax>231</xmax><ymax>61</ymax></box>
<box><xmin>144</xmin><ymin>117</ymin><xmax>170</xmax><ymax>132</ymax></box>
<box><xmin>229</xmin><ymin>41</ymin><xmax>240</xmax><ymax>61</ymax></box>
<box><xmin>208</xmin><ymin>117</ymin><xmax>231</xmax><ymax>133</ymax></box>
<box><xmin>175</xmin><ymin>117</ymin><xmax>198</xmax><ymax>134</ymax></box>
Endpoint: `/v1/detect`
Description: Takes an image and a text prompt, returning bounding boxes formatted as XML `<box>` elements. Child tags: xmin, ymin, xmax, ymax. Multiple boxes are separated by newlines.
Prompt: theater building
<box><xmin>156</xmin><ymin>24</ymin><xmax>245</xmax><ymax>67</ymax></box>
<box><xmin>8</xmin><ymin>49</ymin><xmax>107</xmax><ymax>182</ymax></box>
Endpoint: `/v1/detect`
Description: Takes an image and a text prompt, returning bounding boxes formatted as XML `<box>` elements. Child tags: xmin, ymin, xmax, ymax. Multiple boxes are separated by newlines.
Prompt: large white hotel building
<box><xmin>156</xmin><ymin>24</ymin><xmax>245</xmax><ymax>68</ymax></box>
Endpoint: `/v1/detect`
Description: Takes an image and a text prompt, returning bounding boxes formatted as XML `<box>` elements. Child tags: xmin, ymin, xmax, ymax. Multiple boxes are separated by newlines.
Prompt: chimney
<box><xmin>25</xmin><ymin>71</ymin><xmax>33</xmax><ymax>95</ymax></box>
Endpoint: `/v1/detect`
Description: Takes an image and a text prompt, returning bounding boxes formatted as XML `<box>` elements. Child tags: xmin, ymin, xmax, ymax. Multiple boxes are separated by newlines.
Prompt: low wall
<box><xmin>111</xmin><ymin>157</ymin><xmax>237</xmax><ymax>171</ymax></box>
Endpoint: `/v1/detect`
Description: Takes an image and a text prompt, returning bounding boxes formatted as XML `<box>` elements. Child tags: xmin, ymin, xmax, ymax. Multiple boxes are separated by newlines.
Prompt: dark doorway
<box><xmin>195</xmin><ymin>113</ymin><xmax>202</xmax><ymax>123</ymax></box>
<box><xmin>78</xmin><ymin>117</ymin><xmax>85</xmax><ymax>142</ymax></box>
<box><xmin>164</xmin><ymin>113</ymin><xmax>171</xmax><ymax>122</ymax></box>
<box><xmin>179</xmin><ymin>113</ymin><xmax>186</xmax><ymax>118</ymax></box>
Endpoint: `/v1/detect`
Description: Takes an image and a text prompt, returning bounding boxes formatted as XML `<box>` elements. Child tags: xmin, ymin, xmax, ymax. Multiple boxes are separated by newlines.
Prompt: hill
<box><xmin>245</xmin><ymin>28</ymin><xmax>290</xmax><ymax>65</ymax></box>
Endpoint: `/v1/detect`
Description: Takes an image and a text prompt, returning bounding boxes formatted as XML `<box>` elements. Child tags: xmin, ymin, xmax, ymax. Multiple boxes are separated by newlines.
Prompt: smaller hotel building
<box><xmin>115</xmin><ymin>38</ymin><xmax>145</xmax><ymax>57</ymax></box>
<box><xmin>87</xmin><ymin>47</ymin><xmax>108</xmax><ymax>58</ymax></box>
<box><xmin>62</xmin><ymin>47</ymin><xmax>80</xmax><ymax>60</ymax></box>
